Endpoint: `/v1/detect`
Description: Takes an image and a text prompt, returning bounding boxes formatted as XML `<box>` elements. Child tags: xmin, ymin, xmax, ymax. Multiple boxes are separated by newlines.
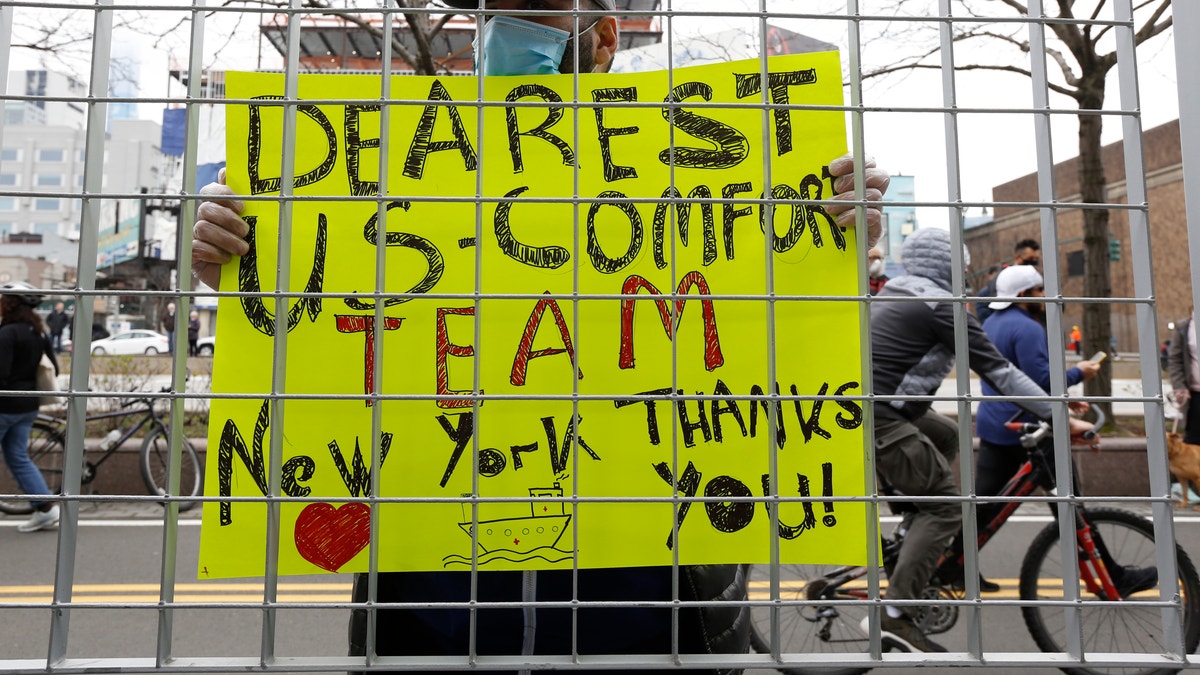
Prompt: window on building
<box><xmin>1067</xmin><ymin>250</ymin><xmax>1085</xmax><ymax>277</ymax></box>
<box><xmin>76</xmin><ymin>175</ymin><xmax>84</xmax><ymax>187</ymax></box>
<box><xmin>0</xmin><ymin>198</ymin><xmax>16</xmax><ymax>211</ymax></box>
<box><xmin>35</xmin><ymin>173</ymin><xmax>63</xmax><ymax>187</ymax></box>
<box><xmin>1</xmin><ymin>148</ymin><xmax>20</xmax><ymax>162</ymax></box>
<box><xmin>34</xmin><ymin>198</ymin><xmax>60</xmax><ymax>211</ymax></box>
<box><xmin>71</xmin><ymin>199</ymin><xmax>81</xmax><ymax>212</ymax></box>
<box><xmin>0</xmin><ymin>173</ymin><xmax>19</xmax><ymax>186</ymax></box>
<box><xmin>76</xmin><ymin>149</ymin><xmax>86</xmax><ymax>162</ymax></box>
<box><xmin>32</xmin><ymin>221</ymin><xmax>58</xmax><ymax>235</ymax></box>
<box><xmin>37</xmin><ymin>148</ymin><xmax>65</xmax><ymax>162</ymax></box>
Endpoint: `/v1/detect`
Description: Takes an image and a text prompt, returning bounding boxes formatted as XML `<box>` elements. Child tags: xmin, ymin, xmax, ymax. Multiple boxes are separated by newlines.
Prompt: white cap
<box><xmin>988</xmin><ymin>265</ymin><xmax>1044</xmax><ymax>310</ymax></box>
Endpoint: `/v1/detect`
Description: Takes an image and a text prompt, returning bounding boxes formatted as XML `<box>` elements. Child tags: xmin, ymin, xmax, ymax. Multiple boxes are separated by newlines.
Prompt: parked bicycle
<box><xmin>750</xmin><ymin>408</ymin><xmax>1200</xmax><ymax>675</ymax></box>
<box><xmin>0</xmin><ymin>393</ymin><xmax>203</xmax><ymax>514</ymax></box>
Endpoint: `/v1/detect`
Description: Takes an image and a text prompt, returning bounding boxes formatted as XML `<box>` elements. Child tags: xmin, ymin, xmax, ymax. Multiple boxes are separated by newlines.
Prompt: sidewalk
<box><xmin>931</xmin><ymin>376</ymin><xmax>1174</xmax><ymax>418</ymax></box>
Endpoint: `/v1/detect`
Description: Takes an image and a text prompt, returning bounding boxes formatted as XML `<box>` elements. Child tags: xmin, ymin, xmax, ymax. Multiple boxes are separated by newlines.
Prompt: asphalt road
<box><xmin>0</xmin><ymin>503</ymin><xmax>1196</xmax><ymax>674</ymax></box>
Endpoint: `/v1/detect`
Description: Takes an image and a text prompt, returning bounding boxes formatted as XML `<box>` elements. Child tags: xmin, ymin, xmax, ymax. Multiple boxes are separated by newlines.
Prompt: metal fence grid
<box><xmin>0</xmin><ymin>0</ymin><xmax>1195</xmax><ymax>672</ymax></box>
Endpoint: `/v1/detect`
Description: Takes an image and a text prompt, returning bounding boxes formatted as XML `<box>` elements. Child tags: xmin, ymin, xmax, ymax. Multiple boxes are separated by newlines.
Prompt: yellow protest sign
<box><xmin>198</xmin><ymin>53</ymin><xmax>868</xmax><ymax>579</ymax></box>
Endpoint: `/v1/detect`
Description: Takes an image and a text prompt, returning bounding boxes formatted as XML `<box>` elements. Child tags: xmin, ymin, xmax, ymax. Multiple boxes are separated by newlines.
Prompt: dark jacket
<box><xmin>1167</xmin><ymin>317</ymin><xmax>1196</xmax><ymax>419</ymax></box>
<box><xmin>45</xmin><ymin>309</ymin><xmax>71</xmax><ymax>335</ymax></box>
<box><xmin>348</xmin><ymin>564</ymin><xmax>749</xmax><ymax>674</ymax></box>
<box><xmin>0</xmin><ymin>322</ymin><xmax>56</xmax><ymax>414</ymax></box>
<box><xmin>974</xmin><ymin>274</ymin><xmax>998</xmax><ymax>324</ymax></box>
<box><xmin>870</xmin><ymin>229</ymin><xmax>1053</xmax><ymax>424</ymax></box>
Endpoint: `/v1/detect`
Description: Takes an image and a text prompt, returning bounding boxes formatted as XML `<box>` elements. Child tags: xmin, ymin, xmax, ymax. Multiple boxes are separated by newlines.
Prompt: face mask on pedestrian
<box><xmin>869</xmin><ymin>259</ymin><xmax>885</xmax><ymax>277</ymax></box>
<box><xmin>476</xmin><ymin>16</ymin><xmax>598</xmax><ymax>76</ymax></box>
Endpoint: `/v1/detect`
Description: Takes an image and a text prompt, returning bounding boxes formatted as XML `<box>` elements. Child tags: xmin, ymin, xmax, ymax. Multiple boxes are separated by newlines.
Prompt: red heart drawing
<box><xmin>294</xmin><ymin>502</ymin><xmax>371</xmax><ymax>572</ymax></box>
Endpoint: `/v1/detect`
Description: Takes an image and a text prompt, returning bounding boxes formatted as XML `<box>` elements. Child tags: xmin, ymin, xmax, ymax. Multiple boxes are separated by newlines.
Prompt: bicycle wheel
<box><xmin>749</xmin><ymin>564</ymin><xmax>871</xmax><ymax>675</ymax></box>
<box><xmin>139</xmin><ymin>426</ymin><xmax>202</xmax><ymax>511</ymax></box>
<box><xmin>0</xmin><ymin>419</ymin><xmax>64</xmax><ymax>515</ymax></box>
<box><xmin>1019</xmin><ymin>507</ymin><xmax>1200</xmax><ymax>675</ymax></box>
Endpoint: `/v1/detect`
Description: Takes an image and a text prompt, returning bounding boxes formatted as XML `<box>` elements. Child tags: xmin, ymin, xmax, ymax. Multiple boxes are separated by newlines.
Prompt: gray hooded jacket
<box><xmin>871</xmin><ymin>228</ymin><xmax>1054</xmax><ymax>422</ymax></box>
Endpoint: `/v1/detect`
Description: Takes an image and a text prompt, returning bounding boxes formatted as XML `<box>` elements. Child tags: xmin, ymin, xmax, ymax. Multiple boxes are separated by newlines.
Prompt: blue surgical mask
<box><xmin>476</xmin><ymin>16</ymin><xmax>594</xmax><ymax>76</ymax></box>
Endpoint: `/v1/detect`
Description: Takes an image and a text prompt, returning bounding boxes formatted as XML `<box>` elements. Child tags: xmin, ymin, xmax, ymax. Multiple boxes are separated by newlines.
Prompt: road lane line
<box><xmin>0</xmin><ymin>582</ymin><xmax>352</xmax><ymax>593</ymax></box>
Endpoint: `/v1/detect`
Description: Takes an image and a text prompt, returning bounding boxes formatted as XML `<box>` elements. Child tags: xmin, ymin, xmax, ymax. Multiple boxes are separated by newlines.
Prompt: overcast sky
<box><xmin>8</xmin><ymin>0</ymin><xmax>1181</xmax><ymax>230</ymax></box>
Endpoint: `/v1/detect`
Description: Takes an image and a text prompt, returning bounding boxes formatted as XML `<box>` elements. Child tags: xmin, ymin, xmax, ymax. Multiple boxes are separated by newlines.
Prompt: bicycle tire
<box><xmin>0</xmin><ymin>419</ymin><xmax>65</xmax><ymax>515</ymax></box>
<box><xmin>1019</xmin><ymin>507</ymin><xmax>1200</xmax><ymax>675</ymax></box>
<box><xmin>139</xmin><ymin>426</ymin><xmax>203</xmax><ymax>511</ymax></box>
<box><xmin>748</xmin><ymin>564</ymin><xmax>871</xmax><ymax>675</ymax></box>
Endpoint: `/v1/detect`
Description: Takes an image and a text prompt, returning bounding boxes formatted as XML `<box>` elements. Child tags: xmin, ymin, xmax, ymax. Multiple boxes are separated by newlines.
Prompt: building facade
<box><xmin>963</xmin><ymin>118</ymin><xmax>1186</xmax><ymax>353</ymax></box>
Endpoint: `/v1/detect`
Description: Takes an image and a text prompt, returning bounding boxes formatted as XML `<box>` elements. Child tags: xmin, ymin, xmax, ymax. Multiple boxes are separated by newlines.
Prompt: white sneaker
<box><xmin>18</xmin><ymin>505</ymin><xmax>60</xmax><ymax>533</ymax></box>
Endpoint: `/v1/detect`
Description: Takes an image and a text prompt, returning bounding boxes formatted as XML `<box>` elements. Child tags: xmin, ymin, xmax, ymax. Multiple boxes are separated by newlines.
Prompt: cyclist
<box><xmin>868</xmin><ymin>227</ymin><xmax>1092</xmax><ymax>652</ymax></box>
<box><xmin>0</xmin><ymin>281</ymin><xmax>60</xmax><ymax>532</ymax></box>
<box><xmin>976</xmin><ymin>266</ymin><xmax>1099</xmax><ymax>532</ymax></box>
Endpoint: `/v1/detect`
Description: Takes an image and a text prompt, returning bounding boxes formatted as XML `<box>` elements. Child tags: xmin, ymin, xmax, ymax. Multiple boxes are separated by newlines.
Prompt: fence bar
<box><xmin>154</xmin><ymin>0</ymin><xmax>209</xmax><ymax>667</ymax></box>
<box><xmin>1111</xmin><ymin>0</ymin><xmax>1187</xmax><ymax>659</ymax></box>
<box><xmin>48</xmin><ymin>0</ymin><xmax>114</xmax><ymax>666</ymax></box>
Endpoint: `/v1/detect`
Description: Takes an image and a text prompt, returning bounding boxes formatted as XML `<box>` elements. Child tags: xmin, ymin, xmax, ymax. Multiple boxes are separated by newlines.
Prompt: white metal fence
<box><xmin>0</xmin><ymin>0</ymin><xmax>1195</xmax><ymax>673</ymax></box>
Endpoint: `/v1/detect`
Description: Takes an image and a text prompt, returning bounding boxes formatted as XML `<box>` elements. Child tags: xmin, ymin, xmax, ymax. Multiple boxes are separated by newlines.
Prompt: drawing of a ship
<box><xmin>457</xmin><ymin>483</ymin><xmax>572</xmax><ymax>555</ymax></box>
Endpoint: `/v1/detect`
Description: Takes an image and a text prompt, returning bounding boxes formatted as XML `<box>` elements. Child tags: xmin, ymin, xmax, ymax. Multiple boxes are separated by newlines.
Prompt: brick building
<box><xmin>963</xmin><ymin>119</ymin><xmax>1187</xmax><ymax>353</ymax></box>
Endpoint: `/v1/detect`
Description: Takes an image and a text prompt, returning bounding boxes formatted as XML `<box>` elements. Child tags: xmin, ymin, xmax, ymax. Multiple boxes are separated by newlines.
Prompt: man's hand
<box><xmin>1077</xmin><ymin>360</ymin><xmax>1101</xmax><ymax>381</ymax></box>
<box><xmin>192</xmin><ymin>168</ymin><xmax>247</xmax><ymax>291</ymax></box>
<box><xmin>1068</xmin><ymin>400</ymin><xmax>1090</xmax><ymax>415</ymax></box>
<box><xmin>1175</xmin><ymin>389</ymin><xmax>1191</xmax><ymax>408</ymax></box>
<box><xmin>825</xmin><ymin>153</ymin><xmax>890</xmax><ymax>249</ymax></box>
<box><xmin>1067</xmin><ymin>416</ymin><xmax>1098</xmax><ymax>450</ymax></box>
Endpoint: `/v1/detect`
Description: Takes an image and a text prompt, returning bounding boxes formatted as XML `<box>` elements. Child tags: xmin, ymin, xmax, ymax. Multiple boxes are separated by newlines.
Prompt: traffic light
<box><xmin>1109</xmin><ymin>239</ymin><xmax>1121</xmax><ymax>261</ymax></box>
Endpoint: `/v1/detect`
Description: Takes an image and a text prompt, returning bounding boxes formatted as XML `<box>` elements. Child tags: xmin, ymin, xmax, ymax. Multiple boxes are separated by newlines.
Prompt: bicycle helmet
<box><xmin>1</xmin><ymin>281</ymin><xmax>45</xmax><ymax>308</ymax></box>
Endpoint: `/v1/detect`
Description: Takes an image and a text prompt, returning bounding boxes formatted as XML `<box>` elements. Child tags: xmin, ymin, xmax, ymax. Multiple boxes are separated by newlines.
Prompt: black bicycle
<box><xmin>0</xmin><ymin>394</ymin><xmax>203</xmax><ymax>514</ymax></box>
<box><xmin>750</xmin><ymin>410</ymin><xmax>1200</xmax><ymax>675</ymax></box>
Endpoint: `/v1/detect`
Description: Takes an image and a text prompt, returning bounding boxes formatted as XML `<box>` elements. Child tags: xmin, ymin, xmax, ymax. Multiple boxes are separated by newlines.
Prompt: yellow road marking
<box><xmin>0</xmin><ymin>582</ymin><xmax>353</xmax><ymax>604</ymax></box>
<box><xmin>0</xmin><ymin>582</ymin><xmax>352</xmax><ymax>594</ymax></box>
<box><xmin>0</xmin><ymin>580</ymin><xmax>1160</xmax><ymax>605</ymax></box>
<box><xmin>0</xmin><ymin>594</ymin><xmax>352</xmax><ymax>604</ymax></box>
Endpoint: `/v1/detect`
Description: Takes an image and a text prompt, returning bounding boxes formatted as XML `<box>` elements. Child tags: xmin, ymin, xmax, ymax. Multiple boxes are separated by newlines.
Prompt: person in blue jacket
<box><xmin>975</xmin><ymin>264</ymin><xmax>1099</xmax><ymax>523</ymax></box>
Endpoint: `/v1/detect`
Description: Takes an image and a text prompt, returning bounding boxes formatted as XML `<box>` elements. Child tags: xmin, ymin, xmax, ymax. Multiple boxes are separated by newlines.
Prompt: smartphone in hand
<box><xmin>1089</xmin><ymin>351</ymin><xmax>1108</xmax><ymax>364</ymax></box>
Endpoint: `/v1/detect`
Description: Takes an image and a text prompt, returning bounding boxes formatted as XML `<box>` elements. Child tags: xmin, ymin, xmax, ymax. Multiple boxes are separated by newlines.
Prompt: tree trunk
<box><xmin>1077</xmin><ymin>87</ymin><xmax>1113</xmax><ymax>425</ymax></box>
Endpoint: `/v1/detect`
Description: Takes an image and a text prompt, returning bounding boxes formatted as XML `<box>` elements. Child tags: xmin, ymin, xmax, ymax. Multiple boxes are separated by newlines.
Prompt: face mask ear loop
<box><xmin>569</xmin><ymin>19</ymin><xmax>599</xmax><ymax>74</ymax></box>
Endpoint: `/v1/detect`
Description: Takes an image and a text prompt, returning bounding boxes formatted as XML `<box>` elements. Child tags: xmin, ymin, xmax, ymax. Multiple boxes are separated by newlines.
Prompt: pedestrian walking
<box><xmin>1168</xmin><ymin>313</ymin><xmax>1200</xmax><ymax>443</ymax></box>
<box><xmin>868</xmin><ymin>246</ymin><xmax>890</xmax><ymax>295</ymax></box>
<box><xmin>45</xmin><ymin>302</ymin><xmax>71</xmax><ymax>354</ymax></box>
<box><xmin>0</xmin><ymin>281</ymin><xmax>60</xmax><ymax>532</ymax></box>
<box><xmin>975</xmin><ymin>239</ymin><xmax>1041</xmax><ymax>324</ymax></box>
<box><xmin>162</xmin><ymin>302</ymin><xmax>177</xmax><ymax>355</ymax></box>
<box><xmin>187</xmin><ymin>311</ymin><xmax>201</xmax><ymax>357</ymax></box>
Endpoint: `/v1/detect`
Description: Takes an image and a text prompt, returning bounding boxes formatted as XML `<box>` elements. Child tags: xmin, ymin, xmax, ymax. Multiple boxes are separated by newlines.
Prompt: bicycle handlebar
<box><xmin>119</xmin><ymin>388</ymin><xmax>174</xmax><ymax>410</ymax></box>
<box><xmin>1004</xmin><ymin>406</ymin><xmax>1106</xmax><ymax>447</ymax></box>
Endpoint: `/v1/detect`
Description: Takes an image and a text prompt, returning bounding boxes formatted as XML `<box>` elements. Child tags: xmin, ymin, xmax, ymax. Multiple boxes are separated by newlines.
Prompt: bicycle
<box><xmin>749</xmin><ymin>408</ymin><xmax>1200</xmax><ymax>675</ymax></box>
<box><xmin>0</xmin><ymin>393</ymin><xmax>204</xmax><ymax>514</ymax></box>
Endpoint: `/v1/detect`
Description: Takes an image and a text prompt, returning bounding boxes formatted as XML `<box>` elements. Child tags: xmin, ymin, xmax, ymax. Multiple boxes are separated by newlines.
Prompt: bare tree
<box><xmin>863</xmin><ymin>0</ymin><xmax>1172</xmax><ymax>422</ymax></box>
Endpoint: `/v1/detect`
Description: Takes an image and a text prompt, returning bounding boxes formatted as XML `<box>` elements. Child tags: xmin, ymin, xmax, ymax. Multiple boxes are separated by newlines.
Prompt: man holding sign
<box><xmin>192</xmin><ymin>0</ymin><xmax>890</xmax><ymax>670</ymax></box>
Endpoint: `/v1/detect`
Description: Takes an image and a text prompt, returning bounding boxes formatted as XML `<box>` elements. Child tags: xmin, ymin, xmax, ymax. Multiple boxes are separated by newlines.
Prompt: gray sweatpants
<box><xmin>874</xmin><ymin>411</ymin><xmax>962</xmax><ymax>603</ymax></box>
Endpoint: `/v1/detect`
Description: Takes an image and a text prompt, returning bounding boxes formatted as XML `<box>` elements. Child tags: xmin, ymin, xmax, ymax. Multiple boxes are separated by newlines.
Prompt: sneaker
<box><xmin>941</xmin><ymin>565</ymin><xmax>1002</xmax><ymax>593</ymax></box>
<box><xmin>860</xmin><ymin>613</ymin><xmax>948</xmax><ymax>653</ymax></box>
<box><xmin>1114</xmin><ymin>565</ymin><xmax>1158</xmax><ymax>598</ymax></box>
<box><xmin>949</xmin><ymin>573</ymin><xmax>1002</xmax><ymax>594</ymax></box>
<box><xmin>18</xmin><ymin>505</ymin><xmax>59</xmax><ymax>533</ymax></box>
